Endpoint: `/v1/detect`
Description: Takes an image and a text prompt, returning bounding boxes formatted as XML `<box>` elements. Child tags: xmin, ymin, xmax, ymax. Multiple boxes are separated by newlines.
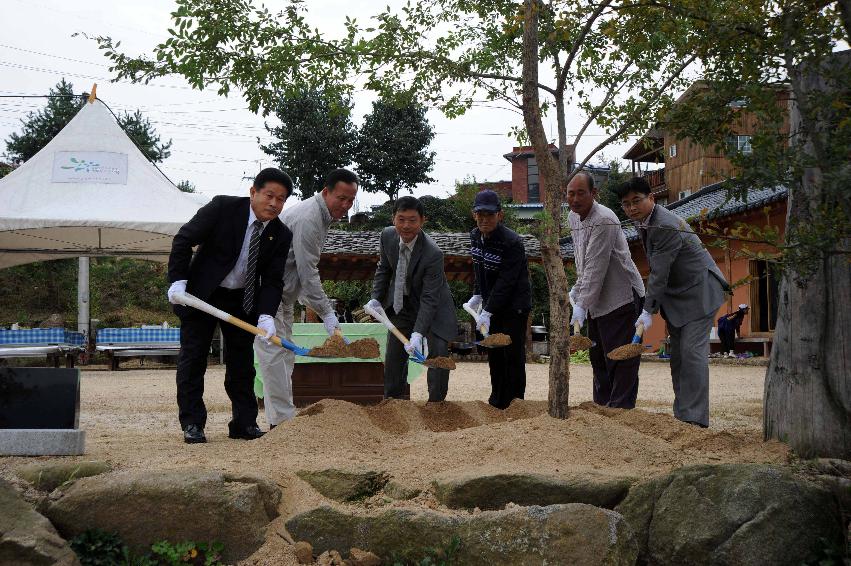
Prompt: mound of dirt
<box><xmin>479</xmin><ymin>334</ymin><xmax>512</xmax><ymax>347</ymax></box>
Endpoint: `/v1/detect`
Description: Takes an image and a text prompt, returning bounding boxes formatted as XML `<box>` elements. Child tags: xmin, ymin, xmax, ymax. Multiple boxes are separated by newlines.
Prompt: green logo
<box><xmin>60</xmin><ymin>157</ymin><xmax>101</xmax><ymax>172</ymax></box>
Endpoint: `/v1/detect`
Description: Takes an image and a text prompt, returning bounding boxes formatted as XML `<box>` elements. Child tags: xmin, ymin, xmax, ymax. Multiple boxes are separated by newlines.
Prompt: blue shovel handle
<box><xmin>278</xmin><ymin>337</ymin><xmax>311</xmax><ymax>357</ymax></box>
<box><xmin>408</xmin><ymin>350</ymin><xmax>427</xmax><ymax>364</ymax></box>
<box><xmin>631</xmin><ymin>334</ymin><xmax>642</xmax><ymax>344</ymax></box>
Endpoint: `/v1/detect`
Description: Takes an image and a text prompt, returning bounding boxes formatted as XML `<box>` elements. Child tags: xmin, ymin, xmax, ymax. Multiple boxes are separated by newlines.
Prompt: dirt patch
<box><xmin>569</xmin><ymin>335</ymin><xmax>593</xmax><ymax>350</ymax></box>
<box><xmin>479</xmin><ymin>334</ymin><xmax>512</xmax><ymax>347</ymax></box>
<box><xmin>423</xmin><ymin>356</ymin><xmax>456</xmax><ymax>370</ymax></box>
<box><xmin>416</xmin><ymin>402</ymin><xmax>479</xmax><ymax>432</ymax></box>
<box><xmin>346</xmin><ymin>338</ymin><xmax>380</xmax><ymax>359</ymax></box>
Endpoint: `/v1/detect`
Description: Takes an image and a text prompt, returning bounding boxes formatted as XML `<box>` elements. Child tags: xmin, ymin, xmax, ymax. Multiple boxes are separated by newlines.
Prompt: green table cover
<box><xmin>254</xmin><ymin>322</ymin><xmax>424</xmax><ymax>397</ymax></box>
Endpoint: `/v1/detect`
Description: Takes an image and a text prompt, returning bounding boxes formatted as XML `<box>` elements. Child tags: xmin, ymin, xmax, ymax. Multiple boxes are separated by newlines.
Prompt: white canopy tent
<box><xmin>0</xmin><ymin>95</ymin><xmax>205</xmax><ymax>334</ymax></box>
<box><xmin>0</xmin><ymin>96</ymin><xmax>203</xmax><ymax>268</ymax></box>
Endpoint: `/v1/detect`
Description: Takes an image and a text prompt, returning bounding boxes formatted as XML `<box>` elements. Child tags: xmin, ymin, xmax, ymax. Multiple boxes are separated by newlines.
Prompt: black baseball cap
<box><xmin>473</xmin><ymin>190</ymin><xmax>501</xmax><ymax>213</ymax></box>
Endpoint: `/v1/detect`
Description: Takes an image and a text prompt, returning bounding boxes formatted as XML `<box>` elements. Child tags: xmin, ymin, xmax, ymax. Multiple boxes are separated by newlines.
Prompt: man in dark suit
<box><xmin>167</xmin><ymin>168</ymin><xmax>293</xmax><ymax>443</ymax></box>
<box><xmin>367</xmin><ymin>196</ymin><xmax>458</xmax><ymax>401</ymax></box>
<box><xmin>616</xmin><ymin>176</ymin><xmax>729</xmax><ymax>427</ymax></box>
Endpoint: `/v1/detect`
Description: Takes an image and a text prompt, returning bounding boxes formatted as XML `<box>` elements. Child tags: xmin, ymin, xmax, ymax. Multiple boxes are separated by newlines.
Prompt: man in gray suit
<box><xmin>367</xmin><ymin>196</ymin><xmax>458</xmax><ymax>401</ymax></box>
<box><xmin>616</xmin><ymin>177</ymin><xmax>729</xmax><ymax>427</ymax></box>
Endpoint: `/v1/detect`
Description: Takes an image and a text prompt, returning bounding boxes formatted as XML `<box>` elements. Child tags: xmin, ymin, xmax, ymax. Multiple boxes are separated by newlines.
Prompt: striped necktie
<box><xmin>242</xmin><ymin>220</ymin><xmax>263</xmax><ymax>314</ymax></box>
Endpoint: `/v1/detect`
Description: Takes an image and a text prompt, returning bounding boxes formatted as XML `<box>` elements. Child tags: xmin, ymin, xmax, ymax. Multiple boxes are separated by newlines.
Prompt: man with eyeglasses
<box><xmin>615</xmin><ymin>177</ymin><xmax>730</xmax><ymax>428</ymax></box>
<box><xmin>567</xmin><ymin>171</ymin><xmax>645</xmax><ymax>409</ymax></box>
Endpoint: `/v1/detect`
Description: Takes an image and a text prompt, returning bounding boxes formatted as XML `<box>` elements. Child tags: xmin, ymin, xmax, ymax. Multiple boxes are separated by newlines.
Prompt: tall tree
<box><xmin>5</xmin><ymin>79</ymin><xmax>172</xmax><ymax>164</ymax></box>
<box><xmin>354</xmin><ymin>95</ymin><xmax>436</xmax><ymax>202</ymax></box>
<box><xmin>260</xmin><ymin>88</ymin><xmax>356</xmax><ymax>198</ymax></box>
<box><xmin>657</xmin><ymin>5</ymin><xmax>850</xmax><ymax>457</ymax></box>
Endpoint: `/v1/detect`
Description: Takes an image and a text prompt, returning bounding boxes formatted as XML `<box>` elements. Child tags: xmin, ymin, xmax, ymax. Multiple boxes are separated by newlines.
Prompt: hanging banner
<box><xmin>52</xmin><ymin>151</ymin><xmax>128</xmax><ymax>184</ymax></box>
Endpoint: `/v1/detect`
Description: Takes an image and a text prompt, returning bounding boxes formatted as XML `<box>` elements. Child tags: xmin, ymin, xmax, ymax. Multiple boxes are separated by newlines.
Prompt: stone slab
<box><xmin>0</xmin><ymin>429</ymin><xmax>85</xmax><ymax>456</ymax></box>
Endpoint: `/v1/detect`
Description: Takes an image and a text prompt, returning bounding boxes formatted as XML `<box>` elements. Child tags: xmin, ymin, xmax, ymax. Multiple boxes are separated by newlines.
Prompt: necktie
<box><xmin>393</xmin><ymin>245</ymin><xmax>409</xmax><ymax>314</ymax></box>
<box><xmin>242</xmin><ymin>220</ymin><xmax>263</xmax><ymax>314</ymax></box>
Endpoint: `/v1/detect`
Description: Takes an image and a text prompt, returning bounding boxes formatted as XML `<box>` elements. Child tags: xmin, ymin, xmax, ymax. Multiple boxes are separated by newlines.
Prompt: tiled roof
<box><xmin>322</xmin><ymin>182</ymin><xmax>785</xmax><ymax>261</ymax></box>
<box><xmin>322</xmin><ymin>230</ymin><xmax>571</xmax><ymax>259</ymax></box>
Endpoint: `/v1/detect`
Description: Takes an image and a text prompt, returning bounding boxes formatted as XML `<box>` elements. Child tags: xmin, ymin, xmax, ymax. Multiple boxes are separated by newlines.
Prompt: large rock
<box><xmin>287</xmin><ymin>503</ymin><xmax>638</xmax><ymax>565</ymax></box>
<box><xmin>297</xmin><ymin>469</ymin><xmax>389</xmax><ymax>502</ymax></box>
<box><xmin>616</xmin><ymin>464</ymin><xmax>844</xmax><ymax>566</ymax></box>
<box><xmin>0</xmin><ymin>479</ymin><xmax>78</xmax><ymax>566</ymax></box>
<box><xmin>16</xmin><ymin>461</ymin><xmax>112</xmax><ymax>492</ymax></box>
<box><xmin>433</xmin><ymin>473</ymin><xmax>632</xmax><ymax>510</ymax></box>
<box><xmin>44</xmin><ymin>470</ymin><xmax>280</xmax><ymax>563</ymax></box>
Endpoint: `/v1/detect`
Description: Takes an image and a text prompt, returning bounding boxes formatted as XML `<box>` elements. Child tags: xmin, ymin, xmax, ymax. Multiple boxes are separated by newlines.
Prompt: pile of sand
<box><xmin>308</xmin><ymin>335</ymin><xmax>381</xmax><ymax>359</ymax></box>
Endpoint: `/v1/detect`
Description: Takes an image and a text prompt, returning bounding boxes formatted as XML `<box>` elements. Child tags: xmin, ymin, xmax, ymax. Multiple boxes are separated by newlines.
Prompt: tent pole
<box><xmin>78</xmin><ymin>257</ymin><xmax>90</xmax><ymax>337</ymax></box>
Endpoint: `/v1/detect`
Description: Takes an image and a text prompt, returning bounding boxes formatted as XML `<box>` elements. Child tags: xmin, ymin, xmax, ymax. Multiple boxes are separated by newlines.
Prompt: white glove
<box><xmin>635</xmin><ymin>309</ymin><xmax>653</xmax><ymax>331</ymax></box>
<box><xmin>405</xmin><ymin>332</ymin><xmax>423</xmax><ymax>356</ymax></box>
<box><xmin>568</xmin><ymin>286</ymin><xmax>578</xmax><ymax>306</ymax></box>
<box><xmin>479</xmin><ymin>310</ymin><xmax>492</xmax><ymax>335</ymax></box>
<box><xmin>167</xmin><ymin>280</ymin><xmax>187</xmax><ymax>305</ymax></box>
<box><xmin>321</xmin><ymin>312</ymin><xmax>339</xmax><ymax>336</ymax></box>
<box><xmin>257</xmin><ymin>314</ymin><xmax>276</xmax><ymax>344</ymax></box>
<box><xmin>465</xmin><ymin>295</ymin><xmax>483</xmax><ymax>311</ymax></box>
<box><xmin>366</xmin><ymin>299</ymin><xmax>382</xmax><ymax>311</ymax></box>
<box><xmin>570</xmin><ymin>303</ymin><xmax>587</xmax><ymax>327</ymax></box>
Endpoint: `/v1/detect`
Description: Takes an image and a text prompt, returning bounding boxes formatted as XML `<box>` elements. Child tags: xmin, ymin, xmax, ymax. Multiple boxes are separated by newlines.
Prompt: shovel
<box><xmin>607</xmin><ymin>323</ymin><xmax>645</xmax><ymax>360</ymax></box>
<box><xmin>363</xmin><ymin>303</ymin><xmax>427</xmax><ymax>364</ymax></box>
<box><xmin>462</xmin><ymin>304</ymin><xmax>512</xmax><ymax>348</ymax></box>
<box><xmin>176</xmin><ymin>292</ymin><xmax>312</xmax><ymax>356</ymax></box>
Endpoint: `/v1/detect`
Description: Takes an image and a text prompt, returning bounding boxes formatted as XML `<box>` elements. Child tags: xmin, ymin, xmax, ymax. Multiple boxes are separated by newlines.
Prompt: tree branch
<box><xmin>557</xmin><ymin>0</ymin><xmax>615</xmax><ymax>92</ymax></box>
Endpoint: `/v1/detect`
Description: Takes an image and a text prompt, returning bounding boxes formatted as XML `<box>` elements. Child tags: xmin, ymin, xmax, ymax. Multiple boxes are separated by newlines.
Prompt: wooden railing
<box><xmin>642</xmin><ymin>168</ymin><xmax>665</xmax><ymax>190</ymax></box>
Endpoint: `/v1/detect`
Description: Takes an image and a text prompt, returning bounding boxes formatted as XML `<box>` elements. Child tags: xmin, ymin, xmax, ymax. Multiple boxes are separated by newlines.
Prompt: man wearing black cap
<box><xmin>167</xmin><ymin>168</ymin><xmax>293</xmax><ymax>443</ymax></box>
<box><xmin>465</xmin><ymin>190</ymin><xmax>532</xmax><ymax>409</ymax></box>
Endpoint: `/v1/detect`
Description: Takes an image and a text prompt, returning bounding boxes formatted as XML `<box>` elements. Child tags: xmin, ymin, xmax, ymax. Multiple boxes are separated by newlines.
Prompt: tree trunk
<box><xmin>521</xmin><ymin>0</ymin><xmax>572</xmax><ymax>418</ymax></box>
<box><xmin>763</xmin><ymin>51</ymin><xmax>851</xmax><ymax>458</ymax></box>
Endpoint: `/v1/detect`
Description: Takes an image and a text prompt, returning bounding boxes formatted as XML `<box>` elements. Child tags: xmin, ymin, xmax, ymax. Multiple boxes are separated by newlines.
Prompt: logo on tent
<box><xmin>52</xmin><ymin>151</ymin><xmax>128</xmax><ymax>185</ymax></box>
<box><xmin>60</xmin><ymin>157</ymin><xmax>101</xmax><ymax>173</ymax></box>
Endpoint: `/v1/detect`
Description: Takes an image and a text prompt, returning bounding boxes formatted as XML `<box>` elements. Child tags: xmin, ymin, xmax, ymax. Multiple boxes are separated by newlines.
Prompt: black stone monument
<box><xmin>0</xmin><ymin>367</ymin><xmax>80</xmax><ymax>429</ymax></box>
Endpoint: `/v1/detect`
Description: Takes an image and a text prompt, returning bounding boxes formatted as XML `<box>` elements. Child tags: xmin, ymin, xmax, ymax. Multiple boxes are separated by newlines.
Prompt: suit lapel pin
<box><xmin>268</xmin><ymin>236</ymin><xmax>274</xmax><ymax>240</ymax></box>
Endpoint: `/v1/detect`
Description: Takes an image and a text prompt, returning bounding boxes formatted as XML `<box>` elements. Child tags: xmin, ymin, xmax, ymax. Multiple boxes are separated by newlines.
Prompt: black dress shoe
<box><xmin>183</xmin><ymin>424</ymin><xmax>207</xmax><ymax>444</ymax></box>
<box><xmin>228</xmin><ymin>424</ymin><xmax>266</xmax><ymax>440</ymax></box>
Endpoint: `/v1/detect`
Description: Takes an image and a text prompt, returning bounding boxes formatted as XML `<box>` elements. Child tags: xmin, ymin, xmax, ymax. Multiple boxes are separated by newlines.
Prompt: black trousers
<box><xmin>176</xmin><ymin>287</ymin><xmax>258</xmax><ymax>430</ymax></box>
<box><xmin>719</xmin><ymin>329</ymin><xmax>736</xmax><ymax>353</ymax></box>
<box><xmin>587</xmin><ymin>293</ymin><xmax>644</xmax><ymax>409</ymax></box>
<box><xmin>487</xmin><ymin>309</ymin><xmax>528</xmax><ymax>409</ymax></box>
<box><xmin>384</xmin><ymin>299</ymin><xmax>450</xmax><ymax>402</ymax></box>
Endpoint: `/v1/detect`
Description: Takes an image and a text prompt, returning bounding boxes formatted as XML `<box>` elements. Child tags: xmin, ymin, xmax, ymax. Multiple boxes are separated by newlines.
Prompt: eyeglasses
<box><xmin>620</xmin><ymin>196</ymin><xmax>648</xmax><ymax>210</ymax></box>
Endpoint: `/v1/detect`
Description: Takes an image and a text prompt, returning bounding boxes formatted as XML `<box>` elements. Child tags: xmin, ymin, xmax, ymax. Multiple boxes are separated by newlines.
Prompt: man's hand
<box><xmin>479</xmin><ymin>310</ymin><xmax>492</xmax><ymax>335</ymax></box>
<box><xmin>568</xmin><ymin>286</ymin><xmax>578</xmax><ymax>307</ymax></box>
<box><xmin>321</xmin><ymin>312</ymin><xmax>340</xmax><ymax>336</ymax></box>
<box><xmin>405</xmin><ymin>332</ymin><xmax>423</xmax><ymax>356</ymax></box>
<box><xmin>257</xmin><ymin>314</ymin><xmax>276</xmax><ymax>344</ymax></box>
<box><xmin>366</xmin><ymin>299</ymin><xmax>382</xmax><ymax>312</ymax></box>
<box><xmin>464</xmin><ymin>295</ymin><xmax>483</xmax><ymax>312</ymax></box>
<box><xmin>635</xmin><ymin>310</ymin><xmax>653</xmax><ymax>331</ymax></box>
<box><xmin>167</xmin><ymin>280</ymin><xmax>187</xmax><ymax>305</ymax></box>
<box><xmin>570</xmin><ymin>304</ymin><xmax>587</xmax><ymax>327</ymax></box>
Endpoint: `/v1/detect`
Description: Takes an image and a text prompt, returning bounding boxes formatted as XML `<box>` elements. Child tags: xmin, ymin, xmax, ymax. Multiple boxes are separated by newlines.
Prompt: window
<box><xmin>669</xmin><ymin>144</ymin><xmax>677</xmax><ymax>158</ymax></box>
<box><xmin>527</xmin><ymin>157</ymin><xmax>540</xmax><ymax>203</ymax></box>
<box><xmin>726</xmin><ymin>135</ymin><xmax>753</xmax><ymax>156</ymax></box>
<box><xmin>677</xmin><ymin>189</ymin><xmax>691</xmax><ymax>201</ymax></box>
<box><xmin>728</xmin><ymin>98</ymin><xmax>749</xmax><ymax>108</ymax></box>
<box><xmin>750</xmin><ymin>260</ymin><xmax>779</xmax><ymax>332</ymax></box>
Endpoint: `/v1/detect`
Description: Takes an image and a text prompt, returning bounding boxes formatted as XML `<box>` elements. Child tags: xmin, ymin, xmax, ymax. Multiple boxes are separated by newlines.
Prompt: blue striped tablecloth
<box><xmin>96</xmin><ymin>327</ymin><xmax>180</xmax><ymax>344</ymax></box>
<box><xmin>0</xmin><ymin>328</ymin><xmax>85</xmax><ymax>347</ymax></box>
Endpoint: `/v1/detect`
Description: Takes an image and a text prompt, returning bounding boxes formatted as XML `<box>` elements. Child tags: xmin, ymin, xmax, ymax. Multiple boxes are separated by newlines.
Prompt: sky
<box><xmin>0</xmin><ymin>0</ymin><xmax>645</xmax><ymax>213</ymax></box>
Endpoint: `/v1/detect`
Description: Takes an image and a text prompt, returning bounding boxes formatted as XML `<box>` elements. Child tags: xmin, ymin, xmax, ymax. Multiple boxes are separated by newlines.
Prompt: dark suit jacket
<box><xmin>371</xmin><ymin>227</ymin><xmax>458</xmax><ymax>341</ymax></box>
<box><xmin>168</xmin><ymin>195</ymin><xmax>292</xmax><ymax>319</ymax></box>
<box><xmin>640</xmin><ymin>204</ymin><xmax>729</xmax><ymax>328</ymax></box>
